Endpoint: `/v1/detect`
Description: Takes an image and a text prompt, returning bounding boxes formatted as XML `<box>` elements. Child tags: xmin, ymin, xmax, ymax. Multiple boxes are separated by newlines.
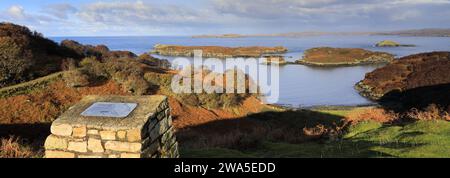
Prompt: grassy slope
<box><xmin>182</xmin><ymin>109</ymin><xmax>450</xmax><ymax>158</ymax></box>
<box><xmin>0</xmin><ymin>72</ymin><xmax>64</xmax><ymax>98</ymax></box>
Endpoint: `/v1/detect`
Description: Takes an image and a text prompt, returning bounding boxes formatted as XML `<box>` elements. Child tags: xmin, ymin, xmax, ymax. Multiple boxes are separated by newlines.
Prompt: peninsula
<box><xmin>355</xmin><ymin>52</ymin><xmax>450</xmax><ymax>105</ymax></box>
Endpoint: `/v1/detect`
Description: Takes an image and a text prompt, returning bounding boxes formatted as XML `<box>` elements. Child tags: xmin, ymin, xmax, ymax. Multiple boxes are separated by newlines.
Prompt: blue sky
<box><xmin>1</xmin><ymin>0</ymin><xmax>450</xmax><ymax>36</ymax></box>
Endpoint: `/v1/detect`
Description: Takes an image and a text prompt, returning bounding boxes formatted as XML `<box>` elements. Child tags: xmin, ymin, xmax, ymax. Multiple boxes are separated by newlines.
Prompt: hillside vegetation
<box><xmin>0</xmin><ymin>23</ymin><xmax>80</xmax><ymax>87</ymax></box>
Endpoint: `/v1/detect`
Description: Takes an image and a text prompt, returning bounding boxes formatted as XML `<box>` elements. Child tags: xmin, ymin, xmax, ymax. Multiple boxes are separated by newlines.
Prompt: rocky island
<box><xmin>375</xmin><ymin>40</ymin><xmax>415</xmax><ymax>47</ymax></box>
<box><xmin>355</xmin><ymin>52</ymin><xmax>450</xmax><ymax>110</ymax></box>
<box><xmin>296</xmin><ymin>47</ymin><xmax>394</xmax><ymax>66</ymax></box>
<box><xmin>151</xmin><ymin>44</ymin><xmax>288</xmax><ymax>58</ymax></box>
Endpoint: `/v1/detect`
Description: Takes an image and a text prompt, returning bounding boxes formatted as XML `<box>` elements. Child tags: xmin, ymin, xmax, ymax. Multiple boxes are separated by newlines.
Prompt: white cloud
<box><xmin>391</xmin><ymin>10</ymin><xmax>422</xmax><ymax>21</ymax></box>
<box><xmin>76</xmin><ymin>1</ymin><xmax>212</xmax><ymax>26</ymax></box>
<box><xmin>391</xmin><ymin>0</ymin><xmax>450</xmax><ymax>5</ymax></box>
<box><xmin>43</xmin><ymin>4</ymin><xmax>77</xmax><ymax>19</ymax></box>
<box><xmin>2</xmin><ymin>0</ymin><xmax>450</xmax><ymax>36</ymax></box>
<box><xmin>7</xmin><ymin>5</ymin><xmax>26</xmax><ymax>19</ymax></box>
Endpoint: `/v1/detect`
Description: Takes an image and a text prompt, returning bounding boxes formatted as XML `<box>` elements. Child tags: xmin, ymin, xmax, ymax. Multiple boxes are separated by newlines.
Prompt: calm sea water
<box><xmin>51</xmin><ymin>35</ymin><xmax>450</xmax><ymax>107</ymax></box>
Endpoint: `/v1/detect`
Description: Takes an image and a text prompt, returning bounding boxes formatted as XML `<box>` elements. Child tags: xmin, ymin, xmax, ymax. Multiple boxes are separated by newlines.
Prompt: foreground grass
<box><xmin>181</xmin><ymin>120</ymin><xmax>450</xmax><ymax>158</ymax></box>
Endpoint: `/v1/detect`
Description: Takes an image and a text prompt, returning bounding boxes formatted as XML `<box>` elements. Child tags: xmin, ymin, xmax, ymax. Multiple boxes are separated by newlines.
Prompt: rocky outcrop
<box><xmin>296</xmin><ymin>47</ymin><xmax>394</xmax><ymax>66</ymax></box>
<box><xmin>138</xmin><ymin>53</ymin><xmax>171</xmax><ymax>69</ymax></box>
<box><xmin>375</xmin><ymin>40</ymin><xmax>415</xmax><ymax>47</ymax></box>
<box><xmin>355</xmin><ymin>52</ymin><xmax>450</xmax><ymax>110</ymax></box>
<box><xmin>151</xmin><ymin>44</ymin><xmax>288</xmax><ymax>58</ymax></box>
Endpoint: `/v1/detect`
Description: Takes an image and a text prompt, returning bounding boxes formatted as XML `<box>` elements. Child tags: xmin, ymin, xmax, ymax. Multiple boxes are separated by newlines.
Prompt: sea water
<box><xmin>51</xmin><ymin>35</ymin><xmax>450</xmax><ymax>107</ymax></box>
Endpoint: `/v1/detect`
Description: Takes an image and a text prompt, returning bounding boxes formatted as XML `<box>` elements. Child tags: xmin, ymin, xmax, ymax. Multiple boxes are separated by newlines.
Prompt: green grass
<box><xmin>312</xmin><ymin>106</ymin><xmax>376</xmax><ymax>117</ymax></box>
<box><xmin>181</xmin><ymin>120</ymin><xmax>450</xmax><ymax>158</ymax></box>
<box><xmin>0</xmin><ymin>72</ymin><xmax>64</xmax><ymax>98</ymax></box>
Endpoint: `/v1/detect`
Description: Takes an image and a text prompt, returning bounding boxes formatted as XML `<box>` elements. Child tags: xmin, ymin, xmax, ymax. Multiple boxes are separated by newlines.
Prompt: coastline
<box><xmin>294</xmin><ymin>60</ymin><xmax>391</xmax><ymax>67</ymax></box>
<box><xmin>272</xmin><ymin>103</ymin><xmax>378</xmax><ymax>110</ymax></box>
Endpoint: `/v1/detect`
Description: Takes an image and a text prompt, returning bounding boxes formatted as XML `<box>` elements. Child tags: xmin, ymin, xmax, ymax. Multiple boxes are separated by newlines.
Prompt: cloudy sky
<box><xmin>1</xmin><ymin>0</ymin><xmax>450</xmax><ymax>36</ymax></box>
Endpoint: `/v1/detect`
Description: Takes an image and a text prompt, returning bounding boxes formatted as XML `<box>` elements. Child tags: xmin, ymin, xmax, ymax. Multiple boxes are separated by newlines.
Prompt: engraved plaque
<box><xmin>81</xmin><ymin>102</ymin><xmax>138</xmax><ymax>118</ymax></box>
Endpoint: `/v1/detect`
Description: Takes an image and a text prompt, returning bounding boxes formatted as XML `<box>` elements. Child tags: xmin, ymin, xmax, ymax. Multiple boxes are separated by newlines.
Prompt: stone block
<box><xmin>108</xmin><ymin>154</ymin><xmax>119</xmax><ymax>158</ymax></box>
<box><xmin>117</xmin><ymin>131</ymin><xmax>127</xmax><ymax>140</ymax></box>
<box><xmin>44</xmin><ymin>135</ymin><xmax>68</xmax><ymax>150</ymax></box>
<box><xmin>121</xmin><ymin>153</ymin><xmax>141</xmax><ymax>158</ymax></box>
<box><xmin>68</xmin><ymin>141</ymin><xmax>87</xmax><ymax>153</ymax></box>
<box><xmin>127</xmin><ymin>129</ymin><xmax>142</xmax><ymax>142</ymax></box>
<box><xmin>51</xmin><ymin>124</ymin><xmax>72</xmax><ymax>136</ymax></box>
<box><xmin>72</xmin><ymin>126</ymin><xmax>87</xmax><ymax>138</ymax></box>
<box><xmin>100</xmin><ymin>130</ymin><xmax>116</xmax><ymax>140</ymax></box>
<box><xmin>87</xmin><ymin>129</ymin><xmax>99</xmax><ymax>135</ymax></box>
<box><xmin>104</xmin><ymin>141</ymin><xmax>142</xmax><ymax>152</ymax></box>
<box><xmin>45</xmin><ymin>150</ymin><xmax>75</xmax><ymax>158</ymax></box>
<box><xmin>88</xmin><ymin>138</ymin><xmax>104</xmax><ymax>153</ymax></box>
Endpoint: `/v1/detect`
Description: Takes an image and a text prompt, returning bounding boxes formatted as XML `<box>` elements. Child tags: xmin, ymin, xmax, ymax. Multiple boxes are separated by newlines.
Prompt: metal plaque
<box><xmin>81</xmin><ymin>102</ymin><xmax>138</xmax><ymax>118</ymax></box>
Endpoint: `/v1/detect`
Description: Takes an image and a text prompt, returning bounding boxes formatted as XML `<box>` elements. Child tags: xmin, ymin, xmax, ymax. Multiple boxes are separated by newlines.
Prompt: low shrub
<box><xmin>0</xmin><ymin>136</ymin><xmax>35</xmax><ymax>158</ymax></box>
<box><xmin>346</xmin><ymin>108</ymin><xmax>398</xmax><ymax>123</ymax></box>
<box><xmin>404</xmin><ymin>104</ymin><xmax>449</xmax><ymax>121</ymax></box>
<box><xmin>79</xmin><ymin>57</ymin><xmax>108</xmax><ymax>79</ymax></box>
<box><xmin>121</xmin><ymin>75</ymin><xmax>151</xmax><ymax>95</ymax></box>
<box><xmin>198</xmin><ymin>93</ymin><xmax>221</xmax><ymax>109</ymax></box>
<box><xmin>63</xmin><ymin>69</ymin><xmax>91</xmax><ymax>87</ymax></box>
<box><xmin>178</xmin><ymin>94</ymin><xmax>200</xmax><ymax>106</ymax></box>
<box><xmin>60</xmin><ymin>58</ymin><xmax>78</xmax><ymax>71</ymax></box>
<box><xmin>78</xmin><ymin>57</ymin><xmax>154</xmax><ymax>95</ymax></box>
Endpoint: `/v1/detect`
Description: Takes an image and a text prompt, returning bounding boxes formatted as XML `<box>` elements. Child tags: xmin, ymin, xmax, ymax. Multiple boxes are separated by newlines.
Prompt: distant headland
<box><xmin>192</xmin><ymin>28</ymin><xmax>450</xmax><ymax>38</ymax></box>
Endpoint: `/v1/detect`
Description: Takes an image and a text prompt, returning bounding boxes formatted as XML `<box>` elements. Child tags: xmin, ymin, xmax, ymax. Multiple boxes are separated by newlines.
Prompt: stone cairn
<box><xmin>44</xmin><ymin>95</ymin><xmax>179</xmax><ymax>158</ymax></box>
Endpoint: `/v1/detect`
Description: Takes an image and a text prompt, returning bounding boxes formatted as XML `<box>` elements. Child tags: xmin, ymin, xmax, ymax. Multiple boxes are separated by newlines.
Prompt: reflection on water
<box><xmin>51</xmin><ymin>35</ymin><xmax>450</xmax><ymax>107</ymax></box>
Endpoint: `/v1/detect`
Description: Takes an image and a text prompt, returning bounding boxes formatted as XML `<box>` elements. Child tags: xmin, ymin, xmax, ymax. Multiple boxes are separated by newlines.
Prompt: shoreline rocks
<box><xmin>296</xmin><ymin>47</ymin><xmax>394</xmax><ymax>66</ymax></box>
<box><xmin>150</xmin><ymin>44</ymin><xmax>288</xmax><ymax>58</ymax></box>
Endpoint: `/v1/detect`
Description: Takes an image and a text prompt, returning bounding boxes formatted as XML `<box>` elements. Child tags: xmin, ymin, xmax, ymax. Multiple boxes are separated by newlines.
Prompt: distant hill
<box><xmin>374</xmin><ymin>29</ymin><xmax>450</xmax><ymax>37</ymax></box>
<box><xmin>193</xmin><ymin>29</ymin><xmax>450</xmax><ymax>38</ymax></box>
<box><xmin>192</xmin><ymin>34</ymin><xmax>244</xmax><ymax>38</ymax></box>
